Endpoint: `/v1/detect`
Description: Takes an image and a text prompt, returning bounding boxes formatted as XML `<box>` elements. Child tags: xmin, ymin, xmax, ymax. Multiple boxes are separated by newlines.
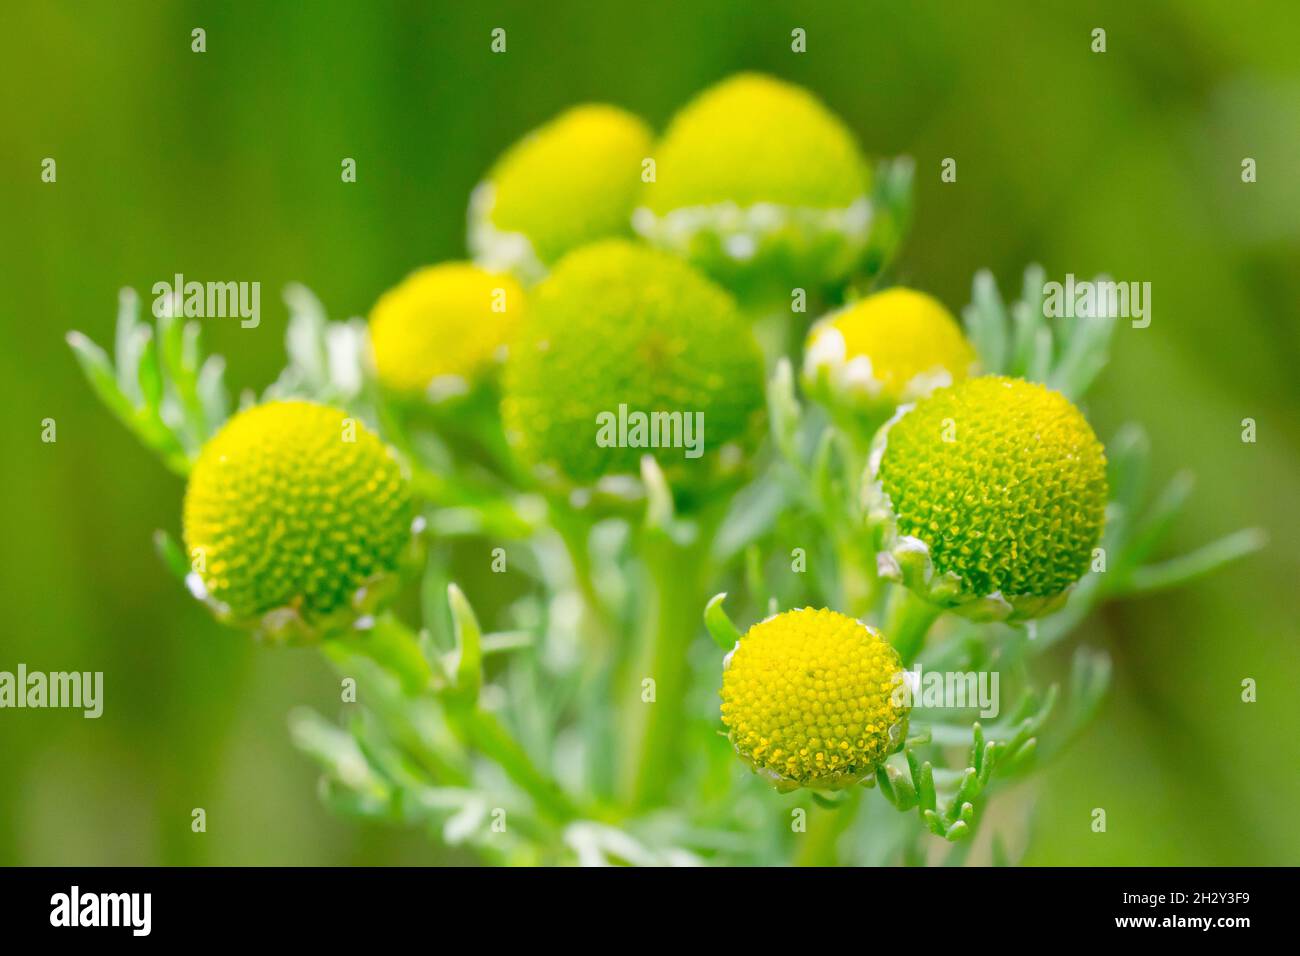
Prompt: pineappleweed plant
<box><xmin>68</xmin><ymin>73</ymin><xmax>1263</xmax><ymax>866</ymax></box>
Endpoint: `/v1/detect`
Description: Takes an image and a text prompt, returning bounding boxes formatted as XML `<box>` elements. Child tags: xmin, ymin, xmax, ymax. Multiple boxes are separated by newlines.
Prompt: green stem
<box><xmin>625</xmin><ymin>530</ymin><xmax>709</xmax><ymax>809</ymax></box>
<box><xmin>796</xmin><ymin>788</ymin><xmax>862</xmax><ymax>866</ymax></box>
<box><xmin>884</xmin><ymin>586</ymin><xmax>942</xmax><ymax>665</ymax></box>
<box><xmin>455</xmin><ymin>706</ymin><xmax>581</xmax><ymax>824</ymax></box>
<box><xmin>833</xmin><ymin>532</ymin><xmax>877</xmax><ymax>619</ymax></box>
<box><xmin>330</xmin><ymin>613</ymin><xmax>435</xmax><ymax>696</ymax></box>
<box><xmin>333</xmin><ymin>614</ymin><xmax>583</xmax><ymax>824</ymax></box>
<box><xmin>548</xmin><ymin>500</ymin><xmax>617</xmax><ymax>649</ymax></box>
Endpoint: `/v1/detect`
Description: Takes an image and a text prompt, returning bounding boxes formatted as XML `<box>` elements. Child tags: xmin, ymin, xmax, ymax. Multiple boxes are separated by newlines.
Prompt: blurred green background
<box><xmin>1</xmin><ymin>0</ymin><xmax>1296</xmax><ymax>865</ymax></box>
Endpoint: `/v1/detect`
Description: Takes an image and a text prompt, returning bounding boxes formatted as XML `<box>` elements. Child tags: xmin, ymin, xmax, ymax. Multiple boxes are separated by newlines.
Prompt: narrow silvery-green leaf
<box><xmin>288</xmin><ymin>707</ymin><xmax>384</xmax><ymax>794</ymax></box>
<box><xmin>114</xmin><ymin>287</ymin><xmax>143</xmax><ymax>401</ymax></box>
<box><xmin>1008</xmin><ymin>300</ymin><xmax>1040</xmax><ymax>377</ymax></box>
<box><xmin>945</xmin><ymin>819</ymin><xmax>971</xmax><ymax>841</ymax></box>
<box><xmin>137</xmin><ymin>326</ymin><xmax>164</xmax><ymax>410</ymax></box>
<box><xmin>861</xmin><ymin>155</ymin><xmax>914</xmax><ymax>275</ymax></box>
<box><xmin>66</xmin><ymin>331</ymin><xmax>135</xmax><ymax>424</ymax></box>
<box><xmin>711</xmin><ymin>474</ymin><xmax>788</xmax><ymax>566</ymax></box>
<box><xmin>152</xmin><ymin>528</ymin><xmax>190</xmax><ymax>583</ymax></box>
<box><xmin>766</xmin><ymin>357</ymin><xmax>801</xmax><ymax>463</ymax></box>
<box><xmin>704</xmin><ymin>592</ymin><xmax>743</xmax><ymax>651</ymax></box>
<box><xmin>1049</xmin><ymin>308</ymin><xmax>1116</xmax><ymax>400</ymax></box>
<box><xmin>1106</xmin><ymin>423</ymin><xmax>1150</xmax><ymax>522</ymax></box>
<box><xmin>1027</xmin><ymin>325</ymin><xmax>1053</xmax><ymax>382</ymax></box>
<box><xmin>448</xmin><ymin>583</ymin><xmax>483</xmax><ymax>701</ymax></box>
<box><xmin>1020</xmin><ymin>263</ymin><xmax>1047</xmax><ymax>313</ymax></box>
<box><xmin>182</xmin><ymin>320</ymin><xmax>202</xmax><ymax>374</ymax></box>
<box><xmin>157</xmin><ymin>311</ymin><xmax>208</xmax><ymax>446</ymax></box>
<box><xmin>964</xmin><ymin>270</ymin><xmax>1008</xmax><ymax>373</ymax></box>
<box><xmin>480</xmin><ymin>630</ymin><xmax>535</xmax><ymax>655</ymax></box>
<box><xmin>1128</xmin><ymin>527</ymin><xmax>1266</xmax><ymax>595</ymax></box>
<box><xmin>283</xmin><ymin>282</ymin><xmax>330</xmax><ymax>390</ymax></box>
<box><xmin>640</xmin><ymin>454</ymin><xmax>675</xmax><ymax>532</ymax></box>
<box><xmin>809</xmin><ymin>426</ymin><xmax>845</xmax><ymax>521</ymax></box>
<box><xmin>748</xmin><ymin>542</ymin><xmax>773</xmax><ymax>604</ymax></box>
<box><xmin>1124</xmin><ymin>470</ymin><xmax>1196</xmax><ymax>569</ymax></box>
<box><xmin>196</xmin><ymin>354</ymin><xmax>229</xmax><ymax>431</ymax></box>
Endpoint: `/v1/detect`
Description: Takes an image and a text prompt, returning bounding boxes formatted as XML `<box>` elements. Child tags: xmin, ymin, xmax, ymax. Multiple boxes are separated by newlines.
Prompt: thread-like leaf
<box><xmin>704</xmin><ymin>593</ymin><xmax>743</xmax><ymax>651</ymax></box>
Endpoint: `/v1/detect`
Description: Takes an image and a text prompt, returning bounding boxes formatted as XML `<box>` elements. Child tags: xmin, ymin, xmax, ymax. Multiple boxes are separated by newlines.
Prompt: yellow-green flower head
<box><xmin>634</xmin><ymin>73</ymin><xmax>873</xmax><ymax>303</ymax></box>
<box><xmin>501</xmin><ymin>240</ymin><xmax>766</xmax><ymax>492</ymax></box>
<box><xmin>183</xmin><ymin>400</ymin><xmax>415</xmax><ymax>641</ymax></box>
<box><xmin>865</xmin><ymin>376</ymin><xmax>1108</xmax><ymax>620</ymax></box>
<box><xmin>720</xmin><ymin>608</ymin><xmax>908</xmax><ymax>792</ymax></box>
<box><xmin>469</xmin><ymin>104</ymin><xmax>653</xmax><ymax>283</ymax></box>
<box><xmin>368</xmin><ymin>262</ymin><xmax>524</xmax><ymax>401</ymax></box>
<box><xmin>803</xmin><ymin>288</ymin><xmax>977</xmax><ymax>415</ymax></box>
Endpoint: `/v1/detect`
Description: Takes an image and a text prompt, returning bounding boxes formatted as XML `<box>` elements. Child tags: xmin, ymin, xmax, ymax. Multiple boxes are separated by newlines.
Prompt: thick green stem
<box><xmin>884</xmin><ymin>586</ymin><xmax>942</xmax><ymax>665</ymax></box>
<box><xmin>796</xmin><ymin>788</ymin><xmax>862</xmax><ymax>866</ymax></box>
<box><xmin>548</xmin><ymin>501</ymin><xmax>617</xmax><ymax>651</ymax></box>
<box><xmin>625</xmin><ymin>531</ymin><xmax>708</xmax><ymax>809</ymax></box>
<box><xmin>833</xmin><ymin>532</ymin><xmax>877</xmax><ymax>619</ymax></box>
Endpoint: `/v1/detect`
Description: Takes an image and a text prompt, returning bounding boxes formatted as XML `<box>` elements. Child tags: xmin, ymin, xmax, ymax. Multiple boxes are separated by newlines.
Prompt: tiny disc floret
<box><xmin>182</xmin><ymin>400</ymin><xmax>414</xmax><ymax>640</ymax></box>
<box><xmin>720</xmin><ymin>607</ymin><xmax>908</xmax><ymax>792</ymax></box>
<box><xmin>866</xmin><ymin>376</ymin><xmax>1108</xmax><ymax>620</ymax></box>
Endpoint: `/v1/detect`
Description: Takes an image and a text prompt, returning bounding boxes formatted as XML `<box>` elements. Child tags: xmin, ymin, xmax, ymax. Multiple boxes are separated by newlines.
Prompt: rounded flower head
<box><xmin>866</xmin><ymin>376</ymin><xmax>1108</xmax><ymax>620</ymax></box>
<box><xmin>501</xmin><ymin>240</ymin><xmax>766</xmax><ymax>491</ymax></box>
<box><xmin>634</xmin><ymin>73</ymin><xmax>872</xmax><ymax>303</ymax></box>
<box><xmin>183</xmin><ymin>401</ymin><xmax>415</xmax><ymax>641</ymax></box>
<box><xmin>803</xmin><ymin>288</ymin><xmax>977</xmax><ymax>416</ymax></box>
<box><xmin>720</xmin><ymin>608</ymin><xmax>908</xmax><ymax>792</ymax></box>
<box><xmin>368</xmin><ymin>262</ymin><xmax>524</xmax><ymax>401</ymax></box>
<box><xmin>469</xmin><ymin>104</ymin><xmax>653</xmax><ymax>283</ymax></box>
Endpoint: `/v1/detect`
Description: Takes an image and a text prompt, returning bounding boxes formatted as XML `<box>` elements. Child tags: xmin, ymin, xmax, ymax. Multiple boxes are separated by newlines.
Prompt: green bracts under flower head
<box><xmin>634</xmin><ymin>72</ymin><xmax>873</xmax><ymax>304</ymax></box>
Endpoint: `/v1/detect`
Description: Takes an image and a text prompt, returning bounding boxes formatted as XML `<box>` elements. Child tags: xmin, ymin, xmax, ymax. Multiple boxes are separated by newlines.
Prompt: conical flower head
<box><xmin>469</xmin><ymin>104</ymin><xmax>653</xmax><ymax>282</ymax></box>
<box><xmin>501</xmin><ymin>239</ymin><xmax>766</xmax><ymax>490</ymax></box>
<box><xmin>720</xmin><ymin>608</ymin><xmax>908</xmax><ymax>792</ymax></box>
<box><xmin>803</xmin><ymin>287</ymin><xmax>977</xmax><ymax>415</ymax></box>
<box><xmin>634</xmin><ymin>73</ymin><xmax>872</xmax><ymax>303</ymax></box>
<box><xmin>183</xmin><ymin>400</ymin><xmax>415</xmax><ymax>640</ymax></box>
<box><xmin>368</xmin><ymin>262</ymin><xmax>524</xmax><ymax>401</ymax></box>
<box><xmin>866</xmin><ymin>376</ymin><xmax>1108</xmax><ymax>619</ymax></box>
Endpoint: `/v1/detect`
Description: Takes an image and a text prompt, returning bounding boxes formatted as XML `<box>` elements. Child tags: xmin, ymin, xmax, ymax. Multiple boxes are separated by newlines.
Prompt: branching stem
<box><xmin>884</xmin><ymin>586</ymin><xmax>942</xmax><ymax>665</ymax></box>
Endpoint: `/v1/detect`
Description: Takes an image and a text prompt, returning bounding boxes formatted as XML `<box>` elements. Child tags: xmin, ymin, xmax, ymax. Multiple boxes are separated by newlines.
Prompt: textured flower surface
<box><xmin>804</xmin><ymin>287</ymin><xmax>977</xmax><ymax>410</ymax></box>
<box><xmin>870</xmin><ymin>376</ymin><xmax>1108</xmax><ymax>615</ymax></box>
<box><xmin>368</xmin><ymin>262</ymin><xmax>524</xmax><ymax>399</ymax></box>
<box><xmin>633</xmin><ymin>73</ymin><xmax>873</xmax><ymax>299</ymax></box>
<box><xmin>469</xmin><ymin>104</ymin><xmax>652</xmax><ymax>281</ymax></box>
<box><xmin>183</xmin><ymin>400</ymin><xmax>413</xmax><ymax>634</ymax></box>
<box><xmin>501</xmin><ymin>239</ymin><xmax>766</xmax><ymax>487</ymax></box>
<box><xmin>721</xmin><ymin>608</ymin><xmax>908</xmax><ymax>791</ymax></box>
